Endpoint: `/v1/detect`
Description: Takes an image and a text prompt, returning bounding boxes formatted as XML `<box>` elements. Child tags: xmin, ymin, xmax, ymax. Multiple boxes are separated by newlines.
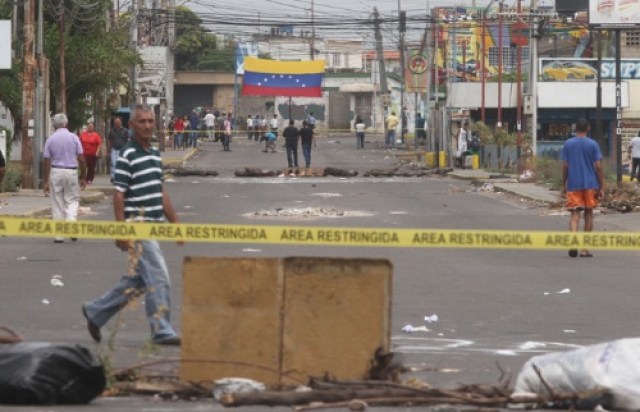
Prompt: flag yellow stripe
<box><xmin>244</xmin><ymin>57</ymin><xmax>325</xmax><ymax>74</ymax></box>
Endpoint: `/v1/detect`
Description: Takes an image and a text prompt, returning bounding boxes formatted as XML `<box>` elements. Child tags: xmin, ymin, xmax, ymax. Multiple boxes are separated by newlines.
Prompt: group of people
<box><xmin>43</xmin><ymin>105</ymin><xmax>183</xmax><ymax>346</ymax></box>
<box><xmin>168</xmin><ymin>110</ymin><xmax>233</xmax><ymax>151</ymax></box>
<box><xmin>260</xmin><ymin>118</ymin><xmax>316</xmax><ymax>168</ymax></box>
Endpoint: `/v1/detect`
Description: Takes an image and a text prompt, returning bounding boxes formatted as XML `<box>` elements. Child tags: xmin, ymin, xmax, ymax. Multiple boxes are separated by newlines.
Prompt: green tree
<box><xmin>471</xmin><ymin>121</ymin><xmax>492</xmax><ymax>145</ymax></box>
<box><xmin>44</xmin><ymin>0</ymin><xmax>138</xmax><ymax>128</ymax></box>
<box><xmin>0</xmin><ymin>0</ymin><xmax>138</xmax><ymax>133</ymax></box>
<box><xmin>175</xmin><ymin>6</ymin><xmax>235</xmax><ymax>71</ymax></box>
<box><xmin>492</xmin><ymin>127</ymin><xmax>516</xmax><ymax>170</ymax></box>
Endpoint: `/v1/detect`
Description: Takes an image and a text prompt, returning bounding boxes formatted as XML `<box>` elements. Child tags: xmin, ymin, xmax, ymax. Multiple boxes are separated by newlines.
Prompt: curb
<box><xmin>163</xmin><ymin>148</ymin><xmax>198</xmax><ymax>166</ymax></box>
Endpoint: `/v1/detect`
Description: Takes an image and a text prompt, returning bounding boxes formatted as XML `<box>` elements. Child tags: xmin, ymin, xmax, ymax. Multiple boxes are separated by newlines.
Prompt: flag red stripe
<box><xmin>242</xmin><ymin>85</ymin><xmax>322</xmax><ymax>97</ymax></box>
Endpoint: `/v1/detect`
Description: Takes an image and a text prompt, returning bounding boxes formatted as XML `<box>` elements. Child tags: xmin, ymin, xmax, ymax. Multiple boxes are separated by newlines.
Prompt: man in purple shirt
<box><xmin>43</xmin><ymin>113</ymin><xmax>87</xmax><ymax>243</ymax></box>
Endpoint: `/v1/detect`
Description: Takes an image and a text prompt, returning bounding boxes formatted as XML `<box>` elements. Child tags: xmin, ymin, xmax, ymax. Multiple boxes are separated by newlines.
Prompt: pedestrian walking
<box><xmin>455</xmin><ymin>121</ymin><xmax>469</xmax><ymax>168</ymax></box>
<box><xmin>246</xmin><ymin>115</ymin><xmax>254</xmax><ymax>140</ymax></box>
<box><xmin>299</xmin><ymin>120</ymin><xmax>316</xmax><ymax>167</ymax></box>
<box><xmin>259</xmin><ymin>115</ymin><xmax>267</xmax><ymax>142</ymax></box>
<box><xmin>188</xmin><ymin>110</ymin><xmax>200</xmax><ymax>148</ymax></box>
<box><xmin>107</xmin><ymin>117</ymin><xmax>130</xmax><ymax>182</ymax></box>
<box><xmin>628</xmin><ymin>130</ymin><xmax>640</xmax><ymax>181</ymax></box>
<box><xmin>415</xmin><ymin>113</ymin><xmax>426</xmax><ymax>146</ymax></box>
<box><xmin>222</xmin><ymin>113</ymin><xmax>232</xmax><ymax>151</ymax></box>
<box><xmin>81</xmin><ymin>104</ymin><xmax>182</xmax><ymax>346</ymax></box>
<box><xmin>385</xmin><ymin>112</ymin><xmax>399</xmax><ymax>148</ymax></box>
<box><xmin>355</xmin><ymin>115</ymin><xmax>366</xmax><ymax>149</ymax></box>
<box><xmin>43</xmin><ymin>113</ymin><xmax>87</xmax><ymax>243</ymax></box>
<box><xmin>80</xmin><ymin>122</ymin><xmax>102</xmax><ymax>184</ymax></box>
<box><xmin>173</xmin><ymin>116</ymin><xmax>184</xmax><ymax>149</ymax></box>
<box><xmin>306</xmin><ymin>112</ymin><xmax>317</xmax><ymax>131</ymax></box>
<box><xmin>270</xmin><ymin>114</ymin><xmax>280</xmax><ymax>138</ymax></box>
<box><xmin>561</xmin><ymin>118</ymin><xmax>604</xmax><ymax>258</ymax></box>
<box><xmin>204</xmin><ymin>110</ymin><xmax>215</xmax><ymax>142</ymax></box>
<box><xmin>283</xmin><ymin>119</ymin><xmax>300</xmax><ymax>168</ymax></box>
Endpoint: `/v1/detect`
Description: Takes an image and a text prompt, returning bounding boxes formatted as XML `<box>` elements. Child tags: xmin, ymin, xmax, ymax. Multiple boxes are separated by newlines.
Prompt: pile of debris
<box><xmin>600</xmin><ymin>183</ymin><xmax>640</xmax><ymax>213</ymax></box>
<box><xmin>251</xmin><ymin>207</ymin><xmax>346</xmax><ymax>218</ymax></box>
<box><xmin>164</xmin><ymin>165</ymin><xmax>219</xmax><ymax>177</ymax></box>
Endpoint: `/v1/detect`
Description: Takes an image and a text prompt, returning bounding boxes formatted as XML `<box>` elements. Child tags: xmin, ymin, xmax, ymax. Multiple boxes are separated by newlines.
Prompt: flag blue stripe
<box><xmin>244</xmin><ymin>72</ymin><xmax>323</xmax><ymax>88</ymax></box>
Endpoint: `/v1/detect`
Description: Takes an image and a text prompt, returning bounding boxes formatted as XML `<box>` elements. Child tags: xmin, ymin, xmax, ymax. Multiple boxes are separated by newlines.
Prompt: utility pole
<box><xmin>373</xmin><ymin>7</ymin><xmax>389</xmax><ymax>132</ymax></box>
<box><xmin>59</xmin><ymin>0</ymin><xmax>66</xmax><ymax>113</ymax></box>
<box><xmin>615</xmin><ymin>29</ymin><xmax>622</xmax><ymax>185</ymax></box>
<box><xmin>595</xmin><ymin>31</ymin><xmax>604</xmax><ymax>153</ymax></box>
<box><xmin>130</xmin><ymin>0</ymin><xmax>139</xmax><ymax>109</ymax></box>
<box><xmin>34</xmin><ymin>0</ymin><xmax>46</xmax><ymax>189</ymax></box>
<box><xmin>21</xmin><ymin>0</ymin><xmax>35</xmax><ymax>189</ymax></box>
<box><xmin>399</xmin><ymin>6</ymin><xmax>406</xmax><ymax>144</ymax></box>
<box><xmin>497</xmin><ymin>0</ymin><xmax>503</xmax><ymax>128</ymax></box>
<box><xmin>529</xmin><ymin>0</ymin><xmax>539</xmax><ymax>157</ymax></box>
<box><xmin>166</xmin><ymin>0</ymin><xmax>175</xmax><ymax>146</ymax></box>
<box><xmin>516</xmin><ymin>0</ymin><xmax>523</xmax><ymax>171</ymax></box>
<box><xmin>310</xmin><ymin>0</ymin><xmax>315</xmax><ymax>60</ymax></box>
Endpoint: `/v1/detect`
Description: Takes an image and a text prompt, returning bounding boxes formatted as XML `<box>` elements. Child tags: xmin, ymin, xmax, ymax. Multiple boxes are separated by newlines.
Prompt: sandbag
<box><xmin>0</xmin><ymin>342</ymin><xmax>106</xmax><ymax>405</ymax></box>
<box><xmin>514</xmin><ymin>338</ymin><xmax>640</xmax><ymax>410</ymax></box>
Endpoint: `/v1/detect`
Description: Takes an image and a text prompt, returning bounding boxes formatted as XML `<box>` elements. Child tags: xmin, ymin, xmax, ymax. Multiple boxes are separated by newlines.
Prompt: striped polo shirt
<box><xmin>114</xmin><ymin>139</ymin><xmax>165</xmax><ymax>222</ymax></box>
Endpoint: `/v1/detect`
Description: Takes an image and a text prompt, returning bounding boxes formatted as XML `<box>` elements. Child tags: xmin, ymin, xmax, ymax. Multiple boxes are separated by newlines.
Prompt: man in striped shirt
<box><xmin>82</xmin><ymin>104</ymin><xmax>182</xmax><ymax>346</ymax></box>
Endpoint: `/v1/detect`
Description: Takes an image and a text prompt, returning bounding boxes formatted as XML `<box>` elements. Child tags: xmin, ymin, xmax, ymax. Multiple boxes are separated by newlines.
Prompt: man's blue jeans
<box><xmin>110</xmin><ymin>148</ymin><xmax>120</xmax><ymax>181</ymax></box>
<box><xmin>83</xmin><ymin>240</ymin><xmax>178</xmax><ymax>343</ymax></box>
<box><xmin>386</xmin><ymin>130</ymin><xmax>396</xmax><ymax>148</ymax></box>
<box><xmin>301</xmin><ymin>143</ymin><xmax>312</xmax><ymax>167</ymax></box>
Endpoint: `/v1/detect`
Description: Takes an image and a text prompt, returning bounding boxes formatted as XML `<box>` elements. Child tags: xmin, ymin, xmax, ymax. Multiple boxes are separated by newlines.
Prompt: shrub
<box><xmin>534</xmin><ymin>157</ymin><xmax>563</xmax><ymax>190</ymax></box>
<box><xmin>1</xmin><ymin>164</ymin><xmax>21</xmax><ymax>192</ymax></box>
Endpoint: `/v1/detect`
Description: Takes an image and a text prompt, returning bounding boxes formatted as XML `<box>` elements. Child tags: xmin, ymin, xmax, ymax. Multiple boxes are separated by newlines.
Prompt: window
<box><xmin>332</xmin><ymin>52</ymin><xmax>340</xmax><ymax>67</ymax></box>
<box><xmin>488</xmin><ymin>46</ymin><xmax>530</xmax><ymax>72</ymax></box>
<box><xmin>626</xmin><ymin>31</ymin><xmax>640</xmax><ymax>46</ymax></box>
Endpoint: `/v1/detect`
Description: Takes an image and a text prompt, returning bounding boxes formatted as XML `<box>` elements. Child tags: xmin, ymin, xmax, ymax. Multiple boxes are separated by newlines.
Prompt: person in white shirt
<box><xmin>246</xmin><ymin>115</ymin><xmax>254</xmax><ymax>140</ymax></box>
<box><xmin>455</xmin><ymin>121</ymin><xmax>469</xmax><ymax>168</ymax></box>
<box><xmin>355</xmin><ymin>115</ymin><xmax>366</xmax><ymax>149</ymax></box>
<box><xmin>270</xmin><ymin>114</ymin><xmax>279</xmax><ymax>138</ymax></box>
<box><xmin>204</xmin><ymin>111</ymin><xmax>215</xmax><ymax>142</ymax></box>
<box><xmin>628</xmin><ymin>131</ymin><xmax>640</xmax><ymax>181</ymax></box>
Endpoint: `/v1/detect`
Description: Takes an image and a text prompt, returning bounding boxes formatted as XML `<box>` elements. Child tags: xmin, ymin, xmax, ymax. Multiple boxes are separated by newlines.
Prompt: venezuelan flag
<box><xmin>242</xmin><ymin>57</ymin><xmax>325</xmax><ymax>97</ymax></box>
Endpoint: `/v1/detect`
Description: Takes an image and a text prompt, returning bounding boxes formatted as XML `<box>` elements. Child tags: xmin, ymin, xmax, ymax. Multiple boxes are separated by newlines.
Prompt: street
<box><xmin>2</xmin><ymin>133</ymin><xmax>640</xmax><ymax>411</ymax></box>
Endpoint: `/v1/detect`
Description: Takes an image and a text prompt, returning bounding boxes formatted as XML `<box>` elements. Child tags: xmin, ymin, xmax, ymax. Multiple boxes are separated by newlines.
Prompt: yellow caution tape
<box><xmin>2</xmin><ymin>217</ymin><xmax>640</xmax><ymax>250</ymax></box>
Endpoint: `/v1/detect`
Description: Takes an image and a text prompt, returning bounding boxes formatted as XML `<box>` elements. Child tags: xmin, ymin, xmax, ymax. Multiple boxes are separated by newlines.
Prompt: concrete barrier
<box><xmin>180</xmin><ymin>257</ymin><xmax>392</xmax><ymax>387</ymax></box>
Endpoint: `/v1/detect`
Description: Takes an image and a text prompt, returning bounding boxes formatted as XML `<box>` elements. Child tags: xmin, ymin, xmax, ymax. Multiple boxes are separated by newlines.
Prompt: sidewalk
<box><xmin>448</xmin><ymin>168</ymin><xmax>560</xmax><ymax>204</ymax></box>
<box><xmin>0</xmin><ymin>148</ymin><xmax>197</xmax><ymax>218</ymax></box>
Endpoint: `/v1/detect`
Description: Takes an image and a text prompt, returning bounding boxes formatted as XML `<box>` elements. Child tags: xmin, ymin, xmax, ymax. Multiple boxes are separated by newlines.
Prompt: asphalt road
<box><xmin>2</xmin><ymin>133</ymin><xmax>640</xmax><ymax>411</ymax></box>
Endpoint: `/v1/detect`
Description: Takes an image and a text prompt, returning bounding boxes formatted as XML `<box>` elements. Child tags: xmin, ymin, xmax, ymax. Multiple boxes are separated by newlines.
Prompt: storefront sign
<box><xmin>589</xmin><ymin>0</ymin><xmax>640</xmax><ymax>28</ymax></box>
<box><xmin>540</xmin><ymin>58</ymin><xmax>640</xmax><ymax>80</ymax></box>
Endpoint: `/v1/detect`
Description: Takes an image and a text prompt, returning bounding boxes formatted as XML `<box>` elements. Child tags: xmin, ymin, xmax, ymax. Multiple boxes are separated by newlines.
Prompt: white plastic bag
<box><xmin>514</xmin><ymin>338</ymin><xmax>640</xmax><ymax>410</ymax></box>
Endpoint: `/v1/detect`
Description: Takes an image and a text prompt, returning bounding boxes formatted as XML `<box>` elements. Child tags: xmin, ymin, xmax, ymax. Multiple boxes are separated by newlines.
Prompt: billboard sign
<box><xmin>0</xmin><ymin>20</ymin><xmax>11</xmax><ymax>70</ymax></box>
<box><xmin>540</xmin><ymin>58</ymin><xmax>640</xmax><ymax>81</ymax></box>
<box><xmin>589</xmin><ymin>0</ymin><xmax>640</xmax><ymax>28</ymax></box>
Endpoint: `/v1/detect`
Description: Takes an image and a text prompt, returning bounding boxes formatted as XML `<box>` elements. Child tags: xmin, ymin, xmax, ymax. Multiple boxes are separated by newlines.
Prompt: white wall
<box><xmin>447</xmin><ymin>81</ymin><xmax>630</xmax><ymax>109</ymax></box>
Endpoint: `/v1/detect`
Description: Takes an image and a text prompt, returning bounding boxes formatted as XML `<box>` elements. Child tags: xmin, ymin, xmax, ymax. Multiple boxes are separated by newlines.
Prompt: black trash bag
<box><xmin>0</xmin><ymin>342</ymin><xmax>106</xmax><ymax>405</ymax></box>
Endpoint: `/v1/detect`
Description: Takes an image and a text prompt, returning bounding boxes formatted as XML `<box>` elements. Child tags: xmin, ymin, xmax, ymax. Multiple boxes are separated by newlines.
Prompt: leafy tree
<box><xmin>175</xmin><ymin>6</ymin><xmax>235</xmax><ymax>71</ymax></box>
<box><xmin>44</xmin><ymin>0</ymin><xmax>139</xmax><ymax>128</ymax></box>
<box><xmin>492</xmin><ymin>127</ymin><xmax>516</xmax><ymax>169</ymax></box>
<box><xmin>0</xmin><ymin>0</ymin><xmax>138</xmax><ymax>133</ymax></box>
<box><xmin>471</xmin><ymin>120</ymin><xmax>492</xmax><ymax>145</ymax></box>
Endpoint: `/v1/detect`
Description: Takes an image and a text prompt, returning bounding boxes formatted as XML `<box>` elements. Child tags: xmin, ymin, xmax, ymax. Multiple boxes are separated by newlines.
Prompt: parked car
<box><xmin>541</xmin><ymin>61</ymin><xmax>597</xmax><ymax>80</ymax></box>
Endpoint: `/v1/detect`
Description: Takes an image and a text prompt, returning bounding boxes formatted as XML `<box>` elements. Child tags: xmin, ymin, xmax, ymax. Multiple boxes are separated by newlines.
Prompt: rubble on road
<box><xmin>248</xmin><ymin>207</ymin><xmax>373</xmax><ymax>218</ymax></box>
<box><xmin>164</xmin><ymin>165</ymin><xmax>219</xmax><ymax>177</ymax></box>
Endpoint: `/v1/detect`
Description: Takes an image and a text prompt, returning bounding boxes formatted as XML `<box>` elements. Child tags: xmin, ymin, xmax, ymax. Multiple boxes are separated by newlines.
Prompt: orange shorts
<box><xmin>566</xmin><ymin>189</ymin><xmax>598</xmax><ymax>211</ymax></box>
